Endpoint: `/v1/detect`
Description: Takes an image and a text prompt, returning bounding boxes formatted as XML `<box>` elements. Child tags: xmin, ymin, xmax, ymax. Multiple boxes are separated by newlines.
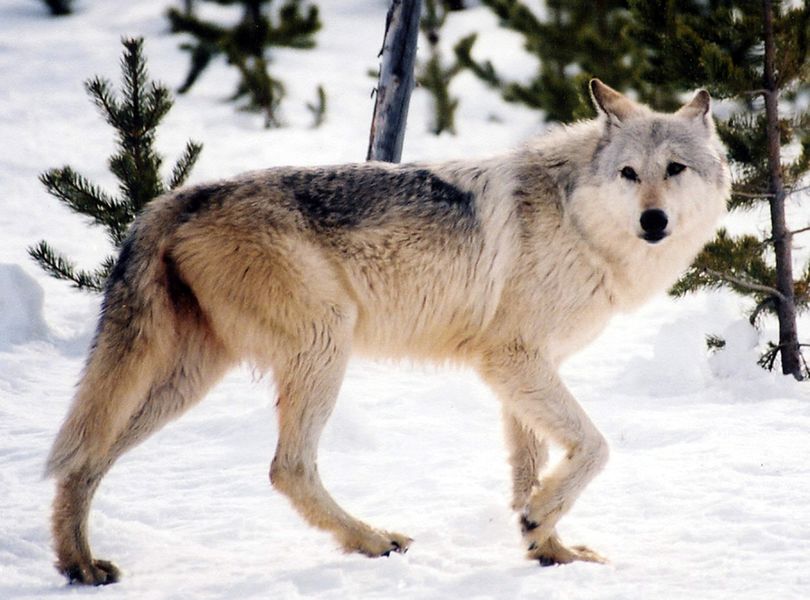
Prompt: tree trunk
<box><xmin>762</xmin><ymin>0</ymin><xmax>803</xmax><ymax>379</ymax></box>
<box><xmin>367</xmin><ymin>0</ymin><xmax>422</xmax><ymax>163</ymax></box>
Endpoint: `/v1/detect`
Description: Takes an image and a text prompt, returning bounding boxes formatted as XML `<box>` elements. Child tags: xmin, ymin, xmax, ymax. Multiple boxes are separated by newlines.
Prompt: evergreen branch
<box><xmin>454</xmin><ymin>34</ymin><xmax>501</xmax><ymax>88</ymax></box>
<box><xmin>761</xmin><ymin>224</ymin><xmax>810</xmax><ymax>245</ymax></box>
<box><xmin>122</xmin><ymin>38</ymin><xmax>147</xmax><ymax>202</ymax></box>
<box><xmin>108</xmin><ymin>151</ymin><xmax>165</xmax><ymax>214</ymax></box>
<box><xmin>177</xmin><ymin>42</ymin><xmax>217</xmax><ymax>94</ymax></box>
<box><xmin>482</xmin><ymin>0</ymin><xmax>542</xmax><ymax>34</ymax></box>
<box><xmin>93</xmin><ymin>255</ymin><xmax>117</xmax><ymax>288</ymax></box>
<box><xmin>39</xmin><ymin>167</ymin><xmax>123</xmax><ymax>228</ymax></box>
<box><xmin>732</xmin><ymin>189</ymin><xmax>774</xmax><ymax>198</ymax></box>
<box><xmin>749</xmin><ymin>296</ymin><xmax>778</xmax><ymax>325</ymax></box>
<box><xmin>758</xmin><ymin>342</ymin><xmax>810</xmax><ymax>378</ymax></box>
<box><xmin>702</xmin><ymin>267</ymin><xmax>786</xmax><ymax>302</ymax></box>
<box><xmin>729</xmin><ymin>180</ymin><xmax>810</xmax><ymax>201</ymax></box>
<box><xmin>121</xmin><ymin>37</ymin><xmax>146</xmax><ymax>121</ymax></box>
<box><xmin>786</xmin><ymin>183</ymin><xmax>810</xmax><ymax>196</ymax></box>
<box><xmin>269</xmin><ymin>2</ymin><xmax>322</xmax><ymax>49</ymax></box>
<box><xmin>167</xmin><ymin>7</ymin><xmax>228</xmax><ymax>43</ymax></box>
<box><xmin>27</xmin><ymin>241</ymin><xmax>106</xmax><ymax>292</ymax></box>
<box><xmin>143</xmin><ymin>83</ymin><xmax>173</xmax><ymax>129</ymax></box>
<box><xmin>758</xmin><ymin>342</ymin><xmax>779</xmax><ymax>371</ymax></box>
<box><xmin>168</xmin><ymin>140</ymin><xmax>203</xmax><ymax>190</ymax></box>
<box><xmin>28</xmin><ymin>240</ymin><xmax>77</xmax><ymax>281</ymax></box>
<box><xmin>85</xmin><ymin>76</ymin><xmax>123</xmax><ymax>130</ymax></box>
<box><xmin>224</xmin><ymin>47</ymin><xmax>284</xmax><ymax>126</ymax></box>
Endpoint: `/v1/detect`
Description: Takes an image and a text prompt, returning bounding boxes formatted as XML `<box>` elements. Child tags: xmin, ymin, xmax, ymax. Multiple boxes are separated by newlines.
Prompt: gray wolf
<box><xmin>45</xmin><ymin>80</ymin><xmax>730</xmax><ymax>584</ymax></box>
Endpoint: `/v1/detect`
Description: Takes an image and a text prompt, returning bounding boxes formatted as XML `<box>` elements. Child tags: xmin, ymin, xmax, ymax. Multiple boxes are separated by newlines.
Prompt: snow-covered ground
<box><xmin>2</xmin><ymin>2</ymin><xmax>809</xmax><ymax>599</ymax></box>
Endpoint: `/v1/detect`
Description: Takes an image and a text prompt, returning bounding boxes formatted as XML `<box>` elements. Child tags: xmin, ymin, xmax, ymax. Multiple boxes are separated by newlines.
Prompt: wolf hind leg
<box><xmin>269</xmin><ymin>312</ymin><xmax>411</xmax><ymax>557</ymax></box>
<box><xmin>52</xmin><ymin>469</ymin><xmax>121</xmax><ymax>585</ymax></box>
<box><xmin>50</xmin><ymin>329</ymin><xmax>230</xmax><ymax>585</ymax></box>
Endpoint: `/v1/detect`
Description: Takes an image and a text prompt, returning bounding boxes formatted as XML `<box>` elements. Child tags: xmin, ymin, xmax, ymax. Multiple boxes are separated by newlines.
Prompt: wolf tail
<box><xmin>44</xmin><ymin>219</ymin><xmax>181</xmax><ymax>478</ymax></box>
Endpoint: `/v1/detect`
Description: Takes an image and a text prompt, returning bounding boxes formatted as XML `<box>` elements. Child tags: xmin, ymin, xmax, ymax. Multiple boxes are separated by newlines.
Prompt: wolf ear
<box><xmin>676</xmin><ymin>89</ymin><xmax>712</xmax><ymax>125</ymax></box>
<box><xmin>589</xmin><ymin>79</ymin><xmax>639</xmax><ymax>125</ymax></box>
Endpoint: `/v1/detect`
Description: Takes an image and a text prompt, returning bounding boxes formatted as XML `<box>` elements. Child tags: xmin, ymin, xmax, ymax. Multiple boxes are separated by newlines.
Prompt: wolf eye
<box><xmin>620</xmin><ymin>166</ymin><xmax>639</xmax><ymax>182</ymax></box>
<box><xmin>666</xmin><ymin>162</ymin><xmax>686</xmax><ymax>177</ymax></box>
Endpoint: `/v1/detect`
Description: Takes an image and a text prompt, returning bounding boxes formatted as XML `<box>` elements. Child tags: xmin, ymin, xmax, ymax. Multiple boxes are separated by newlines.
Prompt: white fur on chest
<box><xmin>525</xmin><ymin>218</ymin><xmax>700</xmax><ymax>364</ymax></box>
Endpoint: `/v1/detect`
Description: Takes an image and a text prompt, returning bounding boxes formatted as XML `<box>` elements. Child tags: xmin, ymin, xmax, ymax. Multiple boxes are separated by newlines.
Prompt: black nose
<box><xmin>639</xmin><ymin>209</ymin><xmax>668</xmax><ymax>234</ymax></box>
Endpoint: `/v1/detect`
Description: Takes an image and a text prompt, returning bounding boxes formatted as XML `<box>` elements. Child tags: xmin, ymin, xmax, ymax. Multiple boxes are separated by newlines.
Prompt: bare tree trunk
<box><xmin>367</xmin><ymin>0</ymin><xmax>422</xmax><ymax>163</ymax></box>
<box><xmin>762</xmin><ymin>0</ymin><xmax>803</xmax><ymax>379</ymax></box>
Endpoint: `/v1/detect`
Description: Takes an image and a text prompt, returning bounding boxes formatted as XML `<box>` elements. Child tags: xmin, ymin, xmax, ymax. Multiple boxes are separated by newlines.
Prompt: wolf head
<box><xmin>568</xmin><ymin>79</ymin><xmax>729</xmax><ymax>268</ymax></box>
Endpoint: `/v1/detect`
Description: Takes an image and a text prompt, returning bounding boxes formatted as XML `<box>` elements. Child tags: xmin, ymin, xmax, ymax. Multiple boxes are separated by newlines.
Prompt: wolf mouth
<box><xmin>641</xmin><ymin>231</ymin><xmax>668</xmax><ymax>243</ymax></box>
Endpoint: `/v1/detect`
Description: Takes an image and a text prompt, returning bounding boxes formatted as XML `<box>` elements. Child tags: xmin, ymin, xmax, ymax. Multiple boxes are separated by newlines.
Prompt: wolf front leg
<box><xmin>480</xmin><ymin>344</ymin><xmax>609</xmax><ymax>566</ymax></box>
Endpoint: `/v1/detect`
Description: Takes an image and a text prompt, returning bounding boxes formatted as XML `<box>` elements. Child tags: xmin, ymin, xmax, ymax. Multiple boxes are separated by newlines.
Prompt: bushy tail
<box><xmin>45</xmin><ymin>224</ymin><xmax>177</xmax><ymax>478</ymax></box>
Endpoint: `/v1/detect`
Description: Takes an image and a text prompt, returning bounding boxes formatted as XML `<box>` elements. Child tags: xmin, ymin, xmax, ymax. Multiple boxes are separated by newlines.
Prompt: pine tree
<box><xmin>632</xmin><ymin>0</ymin><xmax>810</xmax><ymax>378</ymax></box>
<box><xmin>29</xmin><ymin>37</ymin><xmax>202</xmax><ymax>293</ymax></box>
<box><xmin>455</xmin><ymin>0</ymin><xmax>660</xmax><ymax>123</ymax></box>
<box><xmin>418</xmin><ymin>0</ymin><xmax>462</xmax><ymax>135</ymax></box>
<box><xmin>167</xmin><ymin>0</ymin><xmax>321</xmax><ymax>127</ymax></box>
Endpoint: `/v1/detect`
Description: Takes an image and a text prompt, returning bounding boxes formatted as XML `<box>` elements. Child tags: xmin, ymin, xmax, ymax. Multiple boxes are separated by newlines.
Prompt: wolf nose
<box><xmin>639</xmin><ymin>209</ymin><xmax>668</xmax><ymax>234</ymax></box>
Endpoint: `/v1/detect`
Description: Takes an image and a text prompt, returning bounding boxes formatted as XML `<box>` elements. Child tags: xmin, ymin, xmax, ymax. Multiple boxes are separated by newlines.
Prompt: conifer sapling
<box><xmin>29</xmin><ymin>37</ymin><xmax>202</xmax><ymax>293</ymax></box>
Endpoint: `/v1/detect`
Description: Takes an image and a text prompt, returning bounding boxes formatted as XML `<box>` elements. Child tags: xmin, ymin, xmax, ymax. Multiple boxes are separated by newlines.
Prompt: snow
<box><xmin>0</xmin><ymin>265</ymin><xmax>49</xmax><ymax>350</ymax></box>
<box><xmin>1</xmin><ymin>2</ymin><xmax>809</xmax><ymax>599</ymax></box>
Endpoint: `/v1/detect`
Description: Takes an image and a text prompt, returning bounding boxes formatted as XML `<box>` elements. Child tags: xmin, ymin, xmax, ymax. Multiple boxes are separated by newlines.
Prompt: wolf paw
<box><xmin>341</xmin><ymin>528</ymin><xmax>413</xmax><ymax>558</ymax></box>
<box><xmin>527</xmin><ymin>536</ymin><xmax>607</xmax><ymax>566</ymax></box>
<box><xmin>62</xmin><ymin>558</ymin><xmax>121</xmax><ymax>585</ymax></box>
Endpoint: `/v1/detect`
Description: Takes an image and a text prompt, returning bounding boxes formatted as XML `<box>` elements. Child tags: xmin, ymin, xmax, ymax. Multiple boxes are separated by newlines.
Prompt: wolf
<box><xmin>45</xmin><ymin>80</ymin><xmax>729</xmax><ymax>584</ymax></box>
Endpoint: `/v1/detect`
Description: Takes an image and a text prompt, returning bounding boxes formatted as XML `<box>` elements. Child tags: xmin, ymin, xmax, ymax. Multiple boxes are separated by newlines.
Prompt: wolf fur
<box><xmin>46</xmin><ymin>80</ymin><xmax>730</xmax><ymax>584</ymax></box>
